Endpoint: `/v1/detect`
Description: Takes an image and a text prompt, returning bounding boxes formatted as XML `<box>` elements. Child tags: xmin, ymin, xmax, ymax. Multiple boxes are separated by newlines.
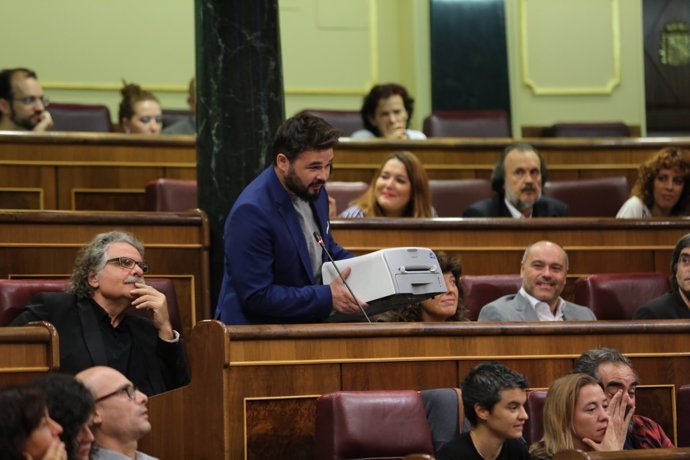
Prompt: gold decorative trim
<box><xmin>519</xmin><ymin>0</ymin><xmax>621</xmax><ymax>95</ymax></box>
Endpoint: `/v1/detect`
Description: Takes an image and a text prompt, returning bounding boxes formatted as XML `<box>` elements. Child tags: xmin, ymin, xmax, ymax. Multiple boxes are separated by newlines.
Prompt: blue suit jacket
<box><xmin>215</xmin><ymin>167</ymin><xmax>351</xmax><ymax>324</ymax></box>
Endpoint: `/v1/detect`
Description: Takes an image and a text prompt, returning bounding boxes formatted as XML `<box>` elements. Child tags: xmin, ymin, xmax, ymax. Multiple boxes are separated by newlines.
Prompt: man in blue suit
<box><xmin>215</xmin><ymin>114</ymin><xmax>365</xmax><ymax>324</ymax></box>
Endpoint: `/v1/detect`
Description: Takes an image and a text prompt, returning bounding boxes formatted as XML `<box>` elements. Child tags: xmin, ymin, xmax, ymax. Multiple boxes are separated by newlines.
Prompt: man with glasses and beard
<box><xmin>0</xmin><ymin>67</ymin><xmax>54</xmax><ymax>131</ymax></box>
<box><xmin>215</xmin><ymin>114</ymin><xmax>365</xmax><ymax>324</ymax></box>
<box><xmin>11</xmin><ymin>231</ymin><xmax>189</xmax><ymax>396</ymax></box>
<box><xmin>463</xmin><ymin>143</ymin><xmax>568</xmax><ymax>218</ymax></box>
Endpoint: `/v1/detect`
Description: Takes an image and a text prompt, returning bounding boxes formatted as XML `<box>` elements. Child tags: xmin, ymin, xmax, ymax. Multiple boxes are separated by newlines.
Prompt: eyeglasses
<box><xmin>94</xmin><ymin>383</ymin><xmax>138</xmax><ymax>403</ymax></box>
<box><xmin>14</xmin><ymin>95</ymin><xmax>49</xmax><ymax>107</ymax></box>
<box><xmin>105</xmin><ymin>256</ymin><xmax>149</xmax><ymax>273</ymax></box>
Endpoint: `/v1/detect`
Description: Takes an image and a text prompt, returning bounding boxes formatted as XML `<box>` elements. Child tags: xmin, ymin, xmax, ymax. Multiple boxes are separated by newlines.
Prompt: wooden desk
<box><xmin>2</xmin><ymin>132</ymin><xmax>690</xmax><ymax>210</ymax></box>
<box><xmin>139</xmin><ymin>320</ymin><xmax>690</xmax><ymax>460</ymax></box>
<box><xmin>0</xmin><ymin>210</ymin><xmax>210</xmax><ymax>338</ymax></box>
<box><xmin>0</xmin><ymin>322</ymin><xmax>59</xmax><ymax>387</ymax></box>
<box><xmin>0</xmin><ymin>131</ymin><xmax>195</xmax><ymax>211</ymax></box>
<box><xmin>554</xmin><ymin>448</ymin><xmax>690</xmax><ymax>459</ymax></box>
<box><xmin>331</xmin><ymin>217</ymin><xmax>690</xmax><ymax>280</ymax></box>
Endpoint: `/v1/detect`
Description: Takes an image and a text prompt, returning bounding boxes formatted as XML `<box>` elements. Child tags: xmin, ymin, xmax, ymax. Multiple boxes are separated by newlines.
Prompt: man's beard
<box><xmin>505</xmin><ymin>186</ymin><xmax>540</xmax><ymax>211</ymax></box>
<box><xmin>10</xmin><ymin>106</ymin><xmax>38</xmax><ymax>130</ymax></box>
<box><xmin>285</xmin><ymin>167</ymin><xmax>324</xmax><ymax>202</ymax></box>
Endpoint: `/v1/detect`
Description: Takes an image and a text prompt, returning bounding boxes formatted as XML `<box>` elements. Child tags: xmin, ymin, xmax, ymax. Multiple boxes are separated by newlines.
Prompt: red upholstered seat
<box><xmin>326</xmin><ymin>181</ymin><xmax>369</xmax><ymax>215</ymax></box>
<box><xmin>49</xmin><ymin>102</ymin><xmax>113</xmax><ymax>132</ymax></box>
<box><xmin>296</xmin><ymin>109</ymin><xmax>363</xmax><ymax>136</ymax></box>
<box><xmin>0</xmin><ymin>278</ymin><xmax>182</xmax><ymax>335</ymax></box>
<box><xmin>542</xmin><ymin>176</ymin><xmax>629</xmax><ymax>217</ymax></box>
<box><xmin>523</xmin><ymin>390</ymin><xmax>547</xmax><ymax>445</ymax></box>
<box><xmin>144</xmin><ymin>179</ymin><xmax>198</xmax><ymax>212</ymax></box>
<box><xmin>549</xmin><ymin>122</ymin><xmax>630</xmax><ymax>138</ymax></box>
<box><xmin>573</xmin><ymin>272</ymin><xmax>670</xmax><ymax>320</ymax></box>
<box><xmin>459</xmin><ymin>275</ymin><xmax>522</xmax><ymax>321</ymax></box>
<box><xmin>430</xmin><ymin>179</ymin><xmax>492</xmax><ymax>217</ymax></box>
<box><xmin>162</xmin><ymin>109</ymin><xmax>192</xmax><ymax>131</ymax></box>
<box><xmin>422</xmin><ymin>110</ymin><xmax>511</xmax><ymax>138</ymax></box>
<box><xmin>314</xmin><ymin>390</ymin><xmax>434</xmax><ymax>460</ymax></box>
<box><xmin>677</xmin><ymin>385</ymin><xmax>690</xmax><ymax>447</ymax></box>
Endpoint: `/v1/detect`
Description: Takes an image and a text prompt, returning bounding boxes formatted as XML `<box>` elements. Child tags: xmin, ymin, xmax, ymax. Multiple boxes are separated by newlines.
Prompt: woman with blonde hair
<box><xmin>118</xmin><ymin>82</ymin><xmax>163</xmax><ymax>135</ymax></box>
<box><xmin>617</xmin><ymin>147</ymin><xmax>690</xmax><ymax>217</ymax></box>
<box><xmin>529</xmin><ymin>373</ymin><xmax>631</xmax><ymax>460</ymax></box>
<box><xmin>339</xmin><ymin>151</ymin><xmax>435</xmax><ymax>218</ymax></box>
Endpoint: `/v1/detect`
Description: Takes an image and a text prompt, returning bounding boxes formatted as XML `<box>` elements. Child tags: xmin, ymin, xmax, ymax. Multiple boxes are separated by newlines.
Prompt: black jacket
<box><xmin>462</xmin><ymin>195</ymin><xmax>569</xmax><ymax>217</ymax></box>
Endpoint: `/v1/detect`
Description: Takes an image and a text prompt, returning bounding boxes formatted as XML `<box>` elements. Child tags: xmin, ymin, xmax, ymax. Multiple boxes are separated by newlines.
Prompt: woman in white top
<box><xmin>350</xmin><ymin>83</ymin><xmax>426</xmax><ymax>140</ymax></box>
<box><xmin>339</xmin><ymin>151</ymin><xmax>435</xmax><ymax>218</ymax></box>
<box><xmin>617</xmin><ymin>147</ymin><xmax>690</xmax><ymax>218</ymax></box>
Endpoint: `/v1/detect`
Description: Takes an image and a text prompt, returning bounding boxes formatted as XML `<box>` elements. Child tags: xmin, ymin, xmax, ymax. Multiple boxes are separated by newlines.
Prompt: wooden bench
<box><xmin>138</xmin><ymin>319</ymin><xmax>690</xmax><ymax>459</ymax></box>
<box><xmin>1</xmin><ymin>132</ymin><xmax>688</xmax><ymax>211</ymax></box>
<box><xmin>0</xmin><ymin>210</ymin><xmax>210</xmax><ymax>339</ymax></box>
<box><xmin>554</xmin><ymin>447</ymin><xmax>690</xmax><ymax>459</ymax></box>
<box><xmin>0</xmin><ymin>322</ymin><xmax>60</xmax><ymax>387</ymax></box>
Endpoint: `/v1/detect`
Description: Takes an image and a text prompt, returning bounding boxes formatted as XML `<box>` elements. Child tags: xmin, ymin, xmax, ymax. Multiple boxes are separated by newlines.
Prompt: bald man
<box><xmin>478</xmin><ymin>241</ymin><xmax>596</xmax><ymax>321</ymax></box>
<box><xmin>77</xmin><ymin>366</ymin><xmax>158</xmax><ymax>460</ymax></box>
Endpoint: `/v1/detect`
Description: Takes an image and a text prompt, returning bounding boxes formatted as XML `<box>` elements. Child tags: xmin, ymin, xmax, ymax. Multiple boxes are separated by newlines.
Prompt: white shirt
<box><xmin>504</xmin><ymin>199</ymin><xmax>532</xmax><ymax>218</ymax></box>
<box><xmin>519</xmin><ymin>287</ymin><xmax>565</xmax><ymax>321</ymax></box>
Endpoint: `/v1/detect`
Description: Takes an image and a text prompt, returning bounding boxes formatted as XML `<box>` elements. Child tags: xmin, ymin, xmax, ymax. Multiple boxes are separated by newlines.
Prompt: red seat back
<box><xmin>49</xmin><ymin>102</ymin><xmax>113</xmax><ymax>132</ymax></box>
<box><xmin>543</xmin><ymin>176</ymin><xmax>629</xmax><ymax>217</ymax></box>
<box><xmin>677</xmin><ymin>385</ymin><xmax>690</xmax><ymax>447</ymax></box>
<box><xmin>460</xmin><ymin>275</ymin><xmax>522</xmax><ymax>321</ymax></box>
<box><xmin>144</xmin><ymin>179</ymin><xmax>198</xmax><ymax>212</ymax></box>
<box><xmin>315</xmin><ymin>390</ymin><xmax>434</xmax><ymax>460</ymax></box>
<box><xmin>430</xmin><ymin>179</ymin><xmax>492</xmax><ymax>217</ymax></box>
<box><xmin>573</xmin><ymin>272</ymin><xmax>670</xmax><ymax>320</ymax></box>
<box><xmin>326</xmin><ymin>181</ymin><xmax>369</xmax><ymax>215</ymax></box>
<box><xmin>423</xmin><ymin>110</ymin><xmax>511</xmax><ymax>137</ymax></box>
<box><xmin>296</xmin><ymin>109</ymin><xmax>363</xmax><ymax>136</ymax></box>
<box><xmin>0</xmin><ymin>278</ymin><xmax>182</xmax><ymax>335</ymax></box>
<box><xmin>523</xmin><ymin>390</ymin><xmax>547</xmax><ymax>445</ymax></box>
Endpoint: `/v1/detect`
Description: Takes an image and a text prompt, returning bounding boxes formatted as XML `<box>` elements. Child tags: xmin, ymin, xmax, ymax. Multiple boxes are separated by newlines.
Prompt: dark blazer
<box><xmin>215</xmin><ymin>167</ymin><xmax>351</xmax><ymax>325</ymax></box>
<box><xmin>462</xmin><ymin>195</ymin><xmax>569</xmax><ymax>218</ymax></box>
<box><xmin>10</xmin><ymin>292</ymin><xmax>189</xmax><ymax>396</ymax></box>
<box><xmin>633</xmin><ymin>290</ymin><xmax>690</xmax><ymax>319</ymax></box>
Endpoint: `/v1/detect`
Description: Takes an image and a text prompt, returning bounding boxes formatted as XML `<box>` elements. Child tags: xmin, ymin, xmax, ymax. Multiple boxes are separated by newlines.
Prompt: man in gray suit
<box><xmin>478</xmin><ymin>240</ymin><xmax>596</xmax><ymax>321</ymax></box>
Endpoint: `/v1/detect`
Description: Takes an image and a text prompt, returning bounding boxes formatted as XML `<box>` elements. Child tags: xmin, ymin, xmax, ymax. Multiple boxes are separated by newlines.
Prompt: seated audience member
<box><xmin>351</xmin><ymin>83</ymin><xmax>426</xmax><ymax>140</ymax></box>
<box><xmin>163</xmin><ymin>77</ymin><xmax>195</xmax><ymax>135</ymax></box>
<box><xmin>339</xmin><ymin>151</ymin><xmax>435</xmax><ymax>218</ymax></box>
<box><xmin>11</xmin><ymin>230</ymin><xmax>189</xmax><ymax>396</ymax></box>
<box><xmin>463</xmin><ymin>143</ymin><xmax>568</xmax><ymax>218</ymax></box>
<box><xmin>0</xmin><ymin>67</ymin><xmax>53</xmax><ymax>132</ymax></box>
<box><xmin>0</xmin><ymin>386</ymin><xmax>66</xmax><ymax>460</ymax></box>
<box><xmin>436</xmin><ymin>362</ymin><xmax>530</xmax><ymax>460</ymax></box>
<box><xmin>77</xmin><ymin>366</ymin><xmax>157</xmax><ymax>460</ymax></box>
<box><xmin>529</xmin><ymin>373</ymin><xmax>631</xmax><ymax>459</ymax></box>
<box><xmin>478</xmin><ymin>241</ymin><xmax>596</xmax><ymax>321</ymax></box>
<box><xmin>572</xmin><ymin>347</ymin><xmax>673</xmax><ymax>449</ymax></box>
<box><xmin>378</xmin><ymin>252</ymin><xmax>467</xmax><ymax>322</ymax></box>
<box><xmin>29</xmin><ymin>374</ymin><xmax>95</xmax><ymax>460</ymax></box>
<box><xmin>118</xmin><ymin>83</ymin><xmax>162</xmax><ymax>135</ymax></box>
<box><xmin>634</xmin><ymin>233</ymin><xmax>690</xmax><ymax>319</ymax></box>
<box><xmin>617</xmin><ymin>147</ymin><xmax>690</xmax><ymax>218</ymax></box>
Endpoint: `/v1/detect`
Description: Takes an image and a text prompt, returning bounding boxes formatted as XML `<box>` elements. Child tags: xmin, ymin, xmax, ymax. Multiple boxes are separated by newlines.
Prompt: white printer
<box><xmin>322</xmin><ymin>247</ymin><xmax>446</xmax><ymax>322</ymax></box>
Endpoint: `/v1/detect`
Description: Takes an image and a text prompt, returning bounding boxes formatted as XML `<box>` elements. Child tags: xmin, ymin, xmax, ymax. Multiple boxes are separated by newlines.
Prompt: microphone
<box><xmin>313</xmin><ymin>231</ymin><xmax>371</xmax><ymax>323</ymax></box>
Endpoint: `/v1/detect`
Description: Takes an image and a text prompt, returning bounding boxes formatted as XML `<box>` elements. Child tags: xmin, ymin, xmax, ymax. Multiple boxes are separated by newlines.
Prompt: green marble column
<box><xmin>195</xmin><ymin>0</ymin><xmax>285</xmax><ymax>312</ymax></box>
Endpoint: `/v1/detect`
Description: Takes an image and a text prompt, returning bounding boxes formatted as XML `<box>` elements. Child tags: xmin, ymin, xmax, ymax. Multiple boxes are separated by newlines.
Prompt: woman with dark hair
<box><xmin>30</xmin><ymin>374</ymin><xmax>95</xmax><ymax>460</ymax></box>
<box><xmin>0</xmin><ymin>386</ymin><xmax>66</xmax><ymax>460</ymax></box>
<box><xmin>617</xmin><ymin>147</ymin><xmax>690</xmax><ymax>218</ymax></box>
<box><xmin>529</xmin><ymin>373</ymin><xmax>630</xmax><ymax>460</ymax></box>
<box><xmin>351</xmin><ymin>83</ymin><xmax>426</xmax><ymax>140</ymax></box>
<box><xmin>339</xmin><ymin>151</ymin><xmax>435</xmax><ymax>218</ymax></box>
<box><xmin>378</xmin><ymin>252</ymin><xmax>467</xmax><ymax>322</ymax></box>
<box><xmin>118</xmin><ymin>82</ymin><xmax>162</xmax><ymax>135</ymax></box>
